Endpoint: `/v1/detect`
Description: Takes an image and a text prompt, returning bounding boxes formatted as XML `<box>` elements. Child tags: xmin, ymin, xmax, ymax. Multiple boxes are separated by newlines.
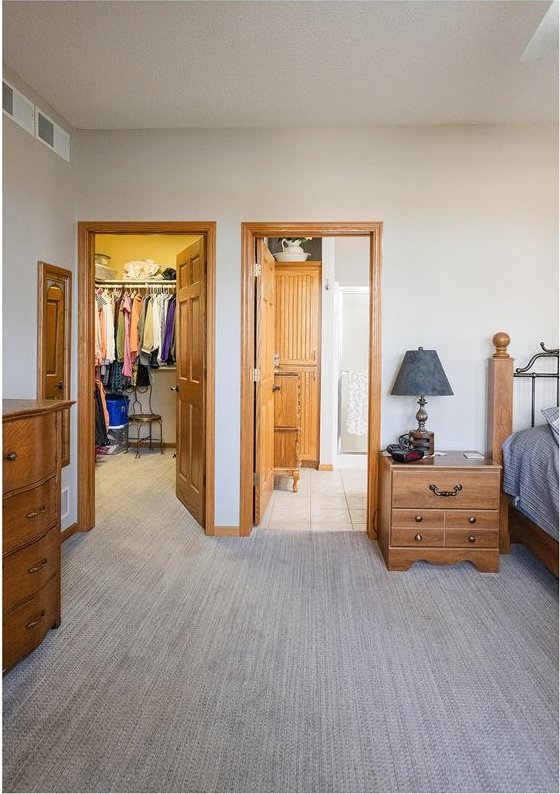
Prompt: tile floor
<box><xmin>257</xmin><ymin>467</ymin><xmax>367</xmax><ymax>532</ymax></box>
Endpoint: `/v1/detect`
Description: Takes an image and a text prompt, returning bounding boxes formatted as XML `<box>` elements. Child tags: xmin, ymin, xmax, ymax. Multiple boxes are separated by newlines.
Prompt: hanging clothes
<box><xmin>94</xmin><ymin>381</ymin><xmax>110</xmax><ymax>446</ymax></box>
<box><xmin>161</xmin><ymin>297</ymin><xmax>176</xmax><ymax>363</ymax></box>
<box><xmin>122</xmin><ymin>295</ymin><xmax>133</xmax><ymax>378</ymax></box>
<box><xmin>94</xmin><ymin>284</ymin><xmax>176</xmax><ymax>392</ymax></box>
<box><xmin>130</xmin><ymin>294</ymin><xmax>143</xmax><ymax>359</ymax></box>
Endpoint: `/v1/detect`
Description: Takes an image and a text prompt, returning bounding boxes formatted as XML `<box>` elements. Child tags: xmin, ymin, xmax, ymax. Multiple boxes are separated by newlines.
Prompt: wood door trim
<box><xmin>61</xmin><ymin>522</ymin><xmax>78</xmax><ymax>542</ymax></box>
<box><xmin>77</xmin><ymin>221</ymin><xmax>216</xmax><ymax>535</ymax></box>
<box><xmin>241</xmin><ymin>221</ymin><xmax>383</xmax><ymax>538</ymax></box>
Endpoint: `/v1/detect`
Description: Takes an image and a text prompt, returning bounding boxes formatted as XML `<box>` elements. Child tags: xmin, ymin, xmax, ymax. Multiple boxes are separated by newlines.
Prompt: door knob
<box><xmin>56</xmin><ymin>381</ymin><xmax>64</xmax><ymax>390</ymax></box>
<box><xmin>169</xmin><ymin>385</ymin><xmax>179</xmax><ymax>392</ymax></box>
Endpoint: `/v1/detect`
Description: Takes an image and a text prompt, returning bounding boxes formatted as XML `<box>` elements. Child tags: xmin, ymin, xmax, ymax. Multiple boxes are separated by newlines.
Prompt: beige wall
<box><xmin>74</xmin><ymin>124</ymin><xmax>558</xmax><ymax>526</ymax></box>
<box><xmin>2</xmin><ymin>67</ymin><xmax>78</xmax><ymax>529</ymax></box>
<box><xmin>334</xmin><ymin>237</ymin><xmax>370</xmax><ymax>287</ymax></box>
<box><xmin>3</xmin><ymin>104</ymin><xmax>558</xmax><ymax>527</ymax></box>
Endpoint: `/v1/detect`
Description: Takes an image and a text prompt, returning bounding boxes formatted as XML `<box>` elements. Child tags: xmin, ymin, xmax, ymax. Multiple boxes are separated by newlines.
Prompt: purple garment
<box><xmin>161</xmin><ymin>297</ymin><xmax>176</xmax><ymax>363</ymax></box>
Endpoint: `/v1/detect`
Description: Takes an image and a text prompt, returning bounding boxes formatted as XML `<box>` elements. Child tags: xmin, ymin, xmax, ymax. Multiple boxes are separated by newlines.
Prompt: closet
<box><xmin>94</xmin><ymin>280</ymin><xmax>177</xmax><ymax>451</ymax></box>
<box><xmin>92</xmin><ymin>232</ymin><xmax>207</xmax><ymax>524</ymax></box>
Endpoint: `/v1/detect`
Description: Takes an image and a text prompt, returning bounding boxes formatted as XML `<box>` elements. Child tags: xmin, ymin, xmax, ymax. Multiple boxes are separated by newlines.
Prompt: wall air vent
<box><xmin>3</xmin><ymin>80</ymin><xmax>70</xmax><ymax>162</ymax></box>
<box><xmin>35</xmin><ymin>109</ymin><xmax>70</xmax><ymax>162</ymax></box>
<box><xmin>2</xmin><ymin>80</ymin><xmax>35</xmax><ymax>135</ymax></box>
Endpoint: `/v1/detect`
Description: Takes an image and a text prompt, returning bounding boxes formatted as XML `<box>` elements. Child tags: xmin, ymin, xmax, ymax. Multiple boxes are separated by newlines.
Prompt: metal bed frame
<box><xmin>513</xmin><ymin>342</ymin><xmax>559</xmax><ymax>427</ymax></box>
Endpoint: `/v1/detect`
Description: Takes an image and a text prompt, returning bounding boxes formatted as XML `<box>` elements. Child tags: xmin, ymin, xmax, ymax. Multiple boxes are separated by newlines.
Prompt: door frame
<box><xmin>77</xmin><ymin>220</ymin><xmax>216</xmax><ymax>534</ymax></box>
<box><xmin>240</xmin><ymin>221</ymin><xmax>382</xmax><ymax>538</ymax></box>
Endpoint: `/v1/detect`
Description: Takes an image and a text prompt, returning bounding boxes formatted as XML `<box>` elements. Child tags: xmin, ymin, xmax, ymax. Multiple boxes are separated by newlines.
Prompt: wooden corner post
<box><xmin>487</xmin><ymin>331</ymin><xmax>513</xmax><ymax>553</ymax></box>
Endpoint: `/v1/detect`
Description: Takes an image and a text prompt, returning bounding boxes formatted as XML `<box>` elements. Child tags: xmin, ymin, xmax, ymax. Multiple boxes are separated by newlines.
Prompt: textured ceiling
<box><xmin>3</xmin><ymin>1</ymin><xmax>558</xmax><ymax>129</ymax></box>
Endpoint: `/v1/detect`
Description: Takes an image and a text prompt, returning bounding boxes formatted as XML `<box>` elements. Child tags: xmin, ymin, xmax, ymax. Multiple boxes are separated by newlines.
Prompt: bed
<box><xmin>488</xmin><ymin>333</ymin><xmax>559</xmax><ymax>576</ymax></box>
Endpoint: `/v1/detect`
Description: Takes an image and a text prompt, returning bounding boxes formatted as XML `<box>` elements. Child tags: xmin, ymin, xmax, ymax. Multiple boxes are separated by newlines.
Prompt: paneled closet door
<box><xmin>176</xmin><ymin>237</ymin><xmax>206</xmax><ymax>526</ymax></box>
<box><xmin>274</xmin><ymin>262</ymin><xmax>321</xmax><ymax>466</ymax></box>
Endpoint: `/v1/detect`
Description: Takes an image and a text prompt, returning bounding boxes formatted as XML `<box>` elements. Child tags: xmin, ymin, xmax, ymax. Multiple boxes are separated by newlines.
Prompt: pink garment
<box><xmin>122</xmin><ymin>295</ymin><xmax>133</xmax><ymax>377</ymax></box>
<box><xmin>94</xmin><ymin>289</ymin><xmax>104</xmax><ymax>366</ymax></box>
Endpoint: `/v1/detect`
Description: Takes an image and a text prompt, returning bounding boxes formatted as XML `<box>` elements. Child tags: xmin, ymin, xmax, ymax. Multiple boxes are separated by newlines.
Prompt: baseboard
<box><xmin>61</xmin><ymin>522</ymin><xmax>78</xmax><ymax>543</ymax></box>
<box><xmin>211</xmin><ymin>525</ymin><xmax>242</xmax><ymax>536</ymax></box>
<box><xmin>318</xmin><ymin>463</ymin><xmax>334</xmax><ymax>471</ymax></box>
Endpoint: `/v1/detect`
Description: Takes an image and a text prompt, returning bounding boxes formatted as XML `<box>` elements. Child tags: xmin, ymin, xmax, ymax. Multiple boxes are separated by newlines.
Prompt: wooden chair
<box><xmin>125</xmin><ymin>385</ymin><xmax>164</xmax><ymax>459</ymax></box>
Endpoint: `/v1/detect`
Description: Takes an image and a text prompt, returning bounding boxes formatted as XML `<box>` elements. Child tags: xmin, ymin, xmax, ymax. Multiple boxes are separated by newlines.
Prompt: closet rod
<box><xmin>95</xmin><ymin>279</ymin><xmax>176</xmax><ymax>286</ymax></box>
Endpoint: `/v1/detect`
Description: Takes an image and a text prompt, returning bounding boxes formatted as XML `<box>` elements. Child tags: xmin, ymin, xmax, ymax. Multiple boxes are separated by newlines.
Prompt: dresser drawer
<box><xmin>3</xmin><ymin>413</ymin><xmax>57</xmax><ymax>493</ymax></box>
<box><xmin>392</xmin><ymin>509</ymin><xmax>444</xmax><ymax>528</ymax></box>
<box><xmin>3</xmin><ymin>574</ymin><xmax>59</xmax><ymax>672</ymax></box>
<box><xmin>3</xmin><ymin>478</ymin><xmax>58</xmax><ymax>555</ymax></box>
<box><xmin>3</xmin><ymin>526</ymin><xmax>59</xmax><ymax>613</ymax></box>
<box><xmin>392</xmin><ymin>527</ymin><xmax>444</xmax><ymax>547</ymax></box>
<box><xmin>445</xmin><ymin>510</ymin><xmax>498</xmax><ymax>530</ymax></box>
<box><xmin>445</xmin><ymin>529</ymin><xmax>498</xmax><ymax>549</ymax></box>
<box><xmin>392</xmin><ymin>470</ymin><xmax>500</xmax><ymax>510</ymax></box>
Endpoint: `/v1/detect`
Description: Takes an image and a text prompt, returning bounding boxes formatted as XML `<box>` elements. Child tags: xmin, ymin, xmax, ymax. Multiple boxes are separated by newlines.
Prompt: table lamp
<box><xmin>391</xmin><ymin>347</ymin><xmax>453</xmax><ymax>456</ymax></box>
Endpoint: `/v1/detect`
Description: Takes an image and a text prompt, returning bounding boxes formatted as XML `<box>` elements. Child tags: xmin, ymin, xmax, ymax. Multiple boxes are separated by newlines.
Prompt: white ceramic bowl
<box><xmin>273</xmin><ymin>251</ymin><xmax>310</xmax><ymax>262</ymax></box>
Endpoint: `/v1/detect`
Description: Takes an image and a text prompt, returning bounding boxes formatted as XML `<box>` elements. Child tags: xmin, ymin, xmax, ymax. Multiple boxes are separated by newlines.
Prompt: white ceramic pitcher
<box><xmin>281</xmin><ymin>238</ymin><xmax>304</xmax><ymax>254</ymax></box>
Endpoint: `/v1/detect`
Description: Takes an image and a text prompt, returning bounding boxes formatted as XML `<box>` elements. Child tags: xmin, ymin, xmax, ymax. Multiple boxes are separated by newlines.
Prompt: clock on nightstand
<box><xmin>378</xmin><ymin>451</ymin><xmax>501</xmax><ymax>572</ymax></box>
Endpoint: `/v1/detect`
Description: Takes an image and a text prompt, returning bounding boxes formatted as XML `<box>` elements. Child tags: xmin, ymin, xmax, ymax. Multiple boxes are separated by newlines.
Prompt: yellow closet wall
<box><xmin>95</xmin><ymin>234</ymin><xmax>200</xmax><ymax>278</ymax></box>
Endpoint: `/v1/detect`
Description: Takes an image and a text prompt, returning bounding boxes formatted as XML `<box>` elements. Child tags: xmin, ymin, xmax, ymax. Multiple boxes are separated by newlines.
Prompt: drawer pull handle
<box><xmin>272</xmin><ymin>385</ymin><xmax>281</xmax><ymax>392</ymax></box>
<box><xmin>415</xmin><ymin>515</ymin><xmax>423</xmax><ymax>523</ymax></box>
<box><xmin>25</xmin><ymin>610</ymin><xmax>46</xmax><ymax>630</ymax></box>
<box><xmin>25</xmin><ymin>505</ymin><xmax>46</xmax><ymax>520</ymax></box>
<box><xmin>468</xmin><ymin>516</ymin><xmax>476</xmax><ymax>524</ymax></box>
<box><xmin>27</xmin><ymin>558</ymin><xmax>48</xmax><ymax>574</ymax></box>
<box><xmin>4</xmin><ymin>451</ymin><xmax>17</xmax><ymax>462</ymax></box>
<box><xmin>429</xmin><ymin>483</ymin><xmax>463</xmax><ymax>498</ymax></box>
<box><xmin>414</xmin><ymin>533</ymin><xmax>423</xmax><ymax>542</ymax></box>
<box><xmin>468</xmin><ymin>535</ymin><xmax>476</xmax><ymax>543</ymax></box>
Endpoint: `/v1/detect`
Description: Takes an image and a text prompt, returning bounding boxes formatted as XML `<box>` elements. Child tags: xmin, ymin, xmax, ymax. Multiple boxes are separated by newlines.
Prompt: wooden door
<box><xmin>254</xmin><ymin>240</ymin><xmax>276</xmax><ymax>524</ymax></box>
<box><xmin>176</xmin><ymin>238</ymin><xmax>206</xmax><ymax>526</ymax></box>
<box><xmin>44</xmin><ymin>283</ymin><xmax>65</xmax><ymax>399</ymax></box>
<box><xmin>275</xmin><ymin>262</ymin><xmax>321</xmax><ymax>465</ymax></box>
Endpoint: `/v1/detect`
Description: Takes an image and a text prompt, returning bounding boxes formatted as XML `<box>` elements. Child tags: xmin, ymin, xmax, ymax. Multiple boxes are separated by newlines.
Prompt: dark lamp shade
<box><xmin>391</xmin><ymin>348</ymin><xmax>453</xmax><ymax>397</ymax></box>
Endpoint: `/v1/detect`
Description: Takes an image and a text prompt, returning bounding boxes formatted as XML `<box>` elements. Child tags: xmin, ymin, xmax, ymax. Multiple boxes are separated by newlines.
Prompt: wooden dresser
<box><xmin>378</xmin><ymin>451</ymin><xmax>501</xmax><ymax>572</ymax></box>
<box><xmin>3</xmin><ymin>399</ymin><xmax>73</xmax><ymax>673</ymax></box>
<box><xmin>273</xmin><ymin>370</ymin><xmax>302</xmax><ymax>492</ymax></box>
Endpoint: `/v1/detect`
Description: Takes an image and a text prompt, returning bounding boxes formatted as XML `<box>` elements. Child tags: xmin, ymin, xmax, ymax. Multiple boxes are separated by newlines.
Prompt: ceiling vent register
<box><xmin>3</xmin><ymin>80</ymin><xmax>70</xmax><ymax>162</ymax></box>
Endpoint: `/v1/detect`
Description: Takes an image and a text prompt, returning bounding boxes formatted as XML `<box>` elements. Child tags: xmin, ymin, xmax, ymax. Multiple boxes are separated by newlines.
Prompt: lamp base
<box><xmin>409</xmin><ymin>430</ymin><xmax>434</xmax><ymax>457</ymax></box>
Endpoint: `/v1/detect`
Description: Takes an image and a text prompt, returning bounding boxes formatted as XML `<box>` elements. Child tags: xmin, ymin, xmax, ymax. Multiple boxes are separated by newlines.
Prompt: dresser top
<box><xmin>381</xmin><ymin>451</ymin><xmax>501</xmax><ymax>470</ymax></box>
<box><xmin>3</xmin><ymin>399</ymin><xmax>74</xmax><ymax>420</ymax></box>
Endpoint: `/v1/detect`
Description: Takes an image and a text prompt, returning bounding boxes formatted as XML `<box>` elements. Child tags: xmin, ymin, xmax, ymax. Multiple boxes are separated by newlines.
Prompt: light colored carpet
<box><xmin>3</xmin><ymin>453</ymin><xmax>559</xmax><ymax>793</ymax></box>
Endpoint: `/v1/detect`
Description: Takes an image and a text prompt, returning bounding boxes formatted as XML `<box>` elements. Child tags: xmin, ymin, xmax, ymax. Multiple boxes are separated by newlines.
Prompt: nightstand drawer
<box><xmin>392</xmin><ymin>470</ymin><xmax>500</xmax><ymax>510</ymax></box>
<box><xmin>445</xmin><ymin>510</ymin><xmax>498</xmax><ymax>530</ymax></box>
<box><xmin>445</xmin><ymin>529</ymin><xmax>498</xmax><ymax>548</ymax></box>
<box><xmin>392</xmin><ymin>527</ymin><xmax>444</xmax><ymax>547</ymax></box>
<box><xmin>392</xmin><ymin>509</ymin><xmax>444</xmax><ymax>528</ymax></box>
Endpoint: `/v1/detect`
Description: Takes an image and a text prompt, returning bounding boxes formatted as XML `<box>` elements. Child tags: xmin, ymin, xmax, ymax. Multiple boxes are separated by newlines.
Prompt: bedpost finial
<box><xmin>492</xmin><ymin>332</ymin><xmax>510</xmax><ymax>358</ymax></box>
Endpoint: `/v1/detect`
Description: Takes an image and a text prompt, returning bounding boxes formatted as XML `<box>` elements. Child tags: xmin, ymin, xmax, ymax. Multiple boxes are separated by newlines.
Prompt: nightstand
<box><xmin>378</xmin><ymin>451</ymin><xmax>501</xmax><ymax>572</ymax></box>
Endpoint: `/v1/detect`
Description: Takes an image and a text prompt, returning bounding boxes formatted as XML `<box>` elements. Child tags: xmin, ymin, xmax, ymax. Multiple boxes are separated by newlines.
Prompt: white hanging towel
<box><xmin>345</xmin><ymin>370</ymin><xmax>369</xmax><ymax>436</ymax></box>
